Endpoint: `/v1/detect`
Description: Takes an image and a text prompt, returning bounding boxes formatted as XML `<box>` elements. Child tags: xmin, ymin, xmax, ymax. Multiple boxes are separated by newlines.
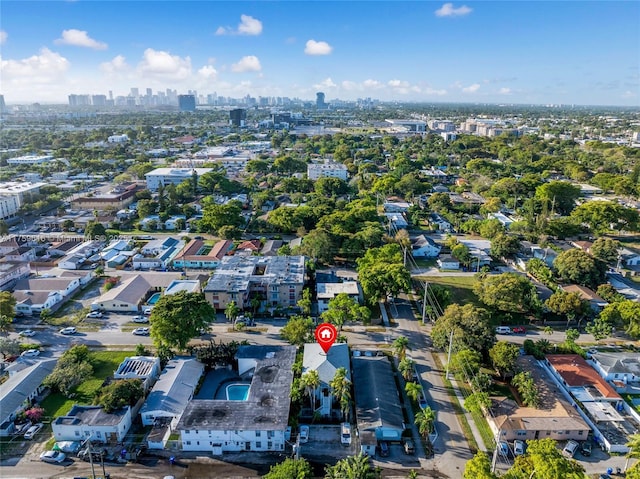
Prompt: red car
<box><xmin>512</xmin><ymin>326</ymin><xmax>526</xmax><ymax>334</ymax></box>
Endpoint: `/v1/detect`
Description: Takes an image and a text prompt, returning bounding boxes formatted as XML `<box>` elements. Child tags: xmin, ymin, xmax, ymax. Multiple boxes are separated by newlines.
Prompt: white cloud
<box><xmin>435</xmin><ymin>3</ymin><xmax>472</xmax><ymax>17</ymax></box>
<box><xmin>499</xmin><ymin>87</ymin><xmax>512</xmax><ymax>95</ymax></box>
<box><xmin>100</xmin><ymin>55</ymin><xmax>129</xmax><ymax>75</ymax></box>
<box><xmin>198</xmin><ymin>65</ymin><xmax>218</xmax><ymax>80</ymax></box>
<box><xmin>54</xmin><ymin>29</ymin><xmax>108</xmax><ymax>50</ymax></box>
<box><xmin>462</xmin><ymin>83</ymin><xmax>480</xmax><ymax>93</ymax></box>
<box><xmin>238</xmin><ymin>15</ymin><xmax>263</xmax><ymax>35</ymax></box>
<box><xmin>622</xmin><ymin>90</ymin><xmax>637</xmax><ymax>98</ymax></box>
<box><xmin>1</xmin><ymin>48</ymin><xmax>69</xmax><ymax>80</ymax></box>
<box><xmin>0</xmin><ymin>31</ymin><xmax>7</xmax><ymax>45</ymax></box>
<box><xmin>137</xmin><ymin>48</ymin><xmax>191</xmax><ymax>80</ymax></box>
<box><xmin>304</xmin><ymin>39</ymin><xmax>333</xmax><ymax>56</ymax></box>
<box><xmin>216</xmin><ymin>14</ymin><xmax>263</xmax><ymax>36</ymax></box>
<box><xmin>363</xmin><ymin>79</ymin><xmax>384</xmax><ymax>89</ymax></box>
<box><xmin>424</xmin><ymin>87</ymin><xmax>448</xmax><ymax>96</ymax></box>
<box><xmin>231</xmin><ymin>55</ymin><xmax>261</xmax><ymax>73</ymax></box>
<box><xmin>388</xmin><ymin>79</ymin><xmax>410</xmax><ymax>88</ymax></box>
<box><xmin>313</xmin><ymin>77</ymin><xmax>337</xmax><ymax>90</ymax></box>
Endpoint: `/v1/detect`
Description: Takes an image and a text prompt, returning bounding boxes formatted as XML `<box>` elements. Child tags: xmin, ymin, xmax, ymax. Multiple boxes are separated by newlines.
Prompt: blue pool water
<box><xmin>226</xmin><ymin>383</ymin><xmax>250</xmax><ymax>401</ymax></box>
<box><xmin>147</xmin><ymin>293</ymin><xmax>162</xmax><ymax>305</ymax></box>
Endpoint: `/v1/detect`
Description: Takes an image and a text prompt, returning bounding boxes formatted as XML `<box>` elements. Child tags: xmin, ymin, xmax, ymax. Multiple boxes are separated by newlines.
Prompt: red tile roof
<box><xmin>546</xmin><ymin>354</ymin><xmax>621</xmax><ymax>400</ymax></box>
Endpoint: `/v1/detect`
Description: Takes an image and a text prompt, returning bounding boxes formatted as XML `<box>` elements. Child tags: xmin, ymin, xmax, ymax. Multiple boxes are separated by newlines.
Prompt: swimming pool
<box><xmin>147</xmin><ymin>292</ymin><xmax>162</xmax><ymax>305</ymax></box>
<box><xmin>226</xmin><ymin>383</ymin><xmax>250</xmax><ymax>401</ymax></box>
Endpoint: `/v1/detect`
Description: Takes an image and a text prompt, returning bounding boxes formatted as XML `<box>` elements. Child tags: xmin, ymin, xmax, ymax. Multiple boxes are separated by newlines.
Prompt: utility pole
<box><xmin>421</xmin><ymin>284</ymin><xmax>428</xmax><ymax>324</ymax></box>
<box><xmin>445</xmin><ymin>329</ymin><xmax>454</xmax><ymax>380</ymax></box>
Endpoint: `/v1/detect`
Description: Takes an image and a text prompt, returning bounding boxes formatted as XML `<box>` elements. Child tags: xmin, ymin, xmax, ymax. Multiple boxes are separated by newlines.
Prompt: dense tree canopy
<box><xmin>553</xmin><ymin>249</ymin><xmax>606</xmax><ymax>289</ymax></box>
<box><xmin>431</xmin><ymin>304</ymin><xmax>495</xmax><ymax>356</ymax></box>
<box><xmin>473</xmin><ymin>272</ymin><xmax>537</xmax><ymax>313</ymax></box>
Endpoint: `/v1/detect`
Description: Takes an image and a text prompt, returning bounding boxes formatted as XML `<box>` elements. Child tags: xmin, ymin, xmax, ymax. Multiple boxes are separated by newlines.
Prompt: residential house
<box><xmin>132</xmin><ymin>238</ymin><xmax>184</xmax><ymax>271</ymax></box>
<box><xmin>411</xmin><ymin>235</ymin><xmax>441</xmax><ymax>258</ymax></box>
<box><xmin>384</xmin><ymin>213</ymin><xmax>408</xmax><ymax>230</ymax></box>
<box><xmin>114</xmin><ymin>356</ymin><xmax>161</xmax><ymax>391</ymax></box>
<box><xmin>302</xmin><ymin>343</ymin><xmax>351</xmax><ymax>418</ymax></box>
<box><xmin>52</xmin><ymin>405</ymin><xmax>132</xmax><ymax>444</ymax></box>
<box><xmin>0</xmin><ymin>359</ymin><xmax>57</xmax><ymax>436</ymax></box>
<box><xmin>560</xmin><ymin>285</ymin><xmax>608</xmax><ymax>311</ymax></box>
<box><xmin>173</xmin><ymin>239</ymin><xmax>233</xmax><ymax>269</ymax></box>
<box><xmin>235</xmin><ymin>239</ymin><xmax>261</xmax><ymax>256</ymax></box>
<box><xmin>489</xmin><ymin>212</ymin><xmax>515</xmax><ymax>229</ymax></box>
<box><xmin>619</xmin><ymin>247</ymin><xmax>640</xmax><ymax>267</ymax></box>
<box><xmin>13</xmin><ymin>277</ymin><xmax>81</xmax><ymax>316</ymax></box>
<box><xmin>430</xmin><ymin>213</ymin><xmax>452</xmax><ymax>232</ymax></box>
<box><xmin>260</xmin><ymin>240</ymin><xmax>283</xmax><ymax>256</ymax></box>
<box><xmin>589</xmin><ymin>352</ymin><xmax>640</xmax><ymax>388</ymax></box>
<box><xmin>0</xmin><ymin>260</ymin><xmax>30</xmax><ymax>291</ymax></box>
<box><xmin>177</xmin><ymin>346</ymin><xmax>295</xmax><ymax>454</ymax></box>
<box><xmin>140</xmin><ymin>357</ymin><xmax>204</xmax><ymax>429</ymax></box>
<box><xmin>383</xmin><ymin>201</ymin><xmax>411</xmax><ymax>213</ymax></box>
<box><xmin>91</xmin><ymin>275</ymin><xmax>152</xmax><ymax>312</ymax></box>
<box><xmin>437</xmin><ymin>255</ymin><xmax>460</xmax><ymax>270</ymax></box>
<box><xmin>316</xmin><ymin>282</ymin><xmax>361</xmax><ymax>314</ymax></box>
<box><xmin>352</xmin><ymin>354</ymin><xmax>405</xmax><ymax>453</ymax></box>
<box><xmin>204</xmin><ymin>255</ymin><xmax>305</xmax><ymax>311</ymax></box>
<box><xmin>488</xmin><ymin>355</ymin><xmax>589</xmax><ymax>443</ymax></box>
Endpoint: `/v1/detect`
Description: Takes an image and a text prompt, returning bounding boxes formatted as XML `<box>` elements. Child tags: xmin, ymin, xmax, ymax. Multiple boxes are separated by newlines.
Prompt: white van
<box><xmin>496</xmin><ymin>326</ymin><xmax>512</xmax><ymax>335</ymax></box>
<box><xmin>341</xmin><ymin>423</ymin><xmax>352</xmax><ymax>446</ymax></box>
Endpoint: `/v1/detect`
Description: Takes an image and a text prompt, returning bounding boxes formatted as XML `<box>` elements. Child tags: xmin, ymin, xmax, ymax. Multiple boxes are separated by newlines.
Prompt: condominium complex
<box><xmin>145</xmin><ymin>168</ymin><xmax>213</xmax><ymax>191</ymax></box>
<box><xmin>307</xmin><ymin>160</ymin><xmax>349</xmax><ymax>181</ymax></box>
<box><xmin>203</xmin><ymin>255</ymin><xmax>305</xmax><ymax>311</ymax></box>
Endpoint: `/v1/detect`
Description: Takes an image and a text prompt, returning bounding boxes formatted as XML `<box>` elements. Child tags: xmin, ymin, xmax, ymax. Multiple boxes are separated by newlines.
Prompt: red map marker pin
<box><xmin>315</xmin><ymin>323</ymin><xmax>337</xmax><ymax>354</ymax></box>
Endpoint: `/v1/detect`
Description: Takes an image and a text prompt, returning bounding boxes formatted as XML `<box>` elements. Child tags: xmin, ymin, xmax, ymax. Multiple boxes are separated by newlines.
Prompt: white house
<box><xmin>589</xmin><ymin>352</ymin><xmax>640</xmax><ymax>386</ymax></box>
<box><xmin>177</xmin><ymin>346</ymin><xmax>295</xmax><ymax>454</ymax></box>
<box><xmin>52</xmin><ymin>405</ymin><xmax>132</xmax><ymax>444</ymax></box>
<box><xmin>307</xmin><ymin>161</ymin><xmax>348</xmax><ymax>181</ymax></box>
<box><xmin>411</xmin><ymin>235</ymin><xmax>441</xmax><ymax>258</ymax></box>
<box><xmin>384</xmin><ymin>213</ymin><xmax>408</xmax><ymax>229</ymax></box>
<box><xmin>430</xmin><ymin>213</ymin><xmax>452</xmax><ymax>232</ymax></box>
<box><xmin>13</xmin><ymin>277</ymin><xmax>81</xmax><ymax>315</ymax></box>
<box><xmin>145</xmin><ymin>168</ymin><xmax>213</xmax><ymax>192</ymax></box>
<box><xmin>91</xmin><ymin>275</ymin><xmax>151</xmax><ymax>312</ymax></box>
<box><xmin>302</xmin><ymin>343</ymin><xmax>351</xmax><ymax>417</ymax></box>
<box><xmin>58</xmin><ymin>255</ymin><xmax>86</xmax><ymax>270</ymax></box>
<box><xmin>437</xmin><ymin>255</ymin><xmax>460</xmax><ymax>270</ymax></box>
<box><xmin>316</xmin><ymin>282</ymin><xmax>361</xmax><ymax>314</ymax></box>
<box><xmin>139</xmin><ymin>357</ymin><xmax>204</xmax><ymax>427</ymax></box>
<box><xmin>0</xmin><ymin>359</ymin><xmax>57</xmax><ymax>436</ymax></box>
<box><xmin>114</xmin><ymin>356</ymin><xmax>161</xmax><ymax>392</ymax></box>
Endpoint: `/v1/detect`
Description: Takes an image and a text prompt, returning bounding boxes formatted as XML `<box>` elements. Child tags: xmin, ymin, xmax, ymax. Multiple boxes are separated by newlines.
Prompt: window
<box><xmin>255</xmin><ymin>431</ymin><xmax>261</xmax><ymax>437</ymax></box>
<box><xmin>267</xmin><ymin>441</ymin><xmax>273</xmax><ymax>449</ymax></box>
<box><xmin>75</xmin><ymin>431</ymin><xmax>80</xmax><ymax>437</ymax></box>
<box><xmin>546</xmin><ymin>431</ymin><xmax>551</xmax><ymax>436</ymax></box>
<box><xmin>578</xmin><ymin>431</ymin><xmax>584</xmax><ymax>435</ymax></box>
<box><xmin>185</xmin><ymin>430</ymin><xmax>190</xmax><ymax>434</ymax></box>
<box><xmin>256</xmin><ymin>441</ymin><xmax>262</xmax><ymax>448</ymax></box>
<box><xmin>267</xmin><ymin>431</ymin><xmax>274</xmax><ymax>438</ymax></box>
<box><xmin>186</xmin><ymin>441</ymin><xmax>191</xmax><ymax>445</ymax></box>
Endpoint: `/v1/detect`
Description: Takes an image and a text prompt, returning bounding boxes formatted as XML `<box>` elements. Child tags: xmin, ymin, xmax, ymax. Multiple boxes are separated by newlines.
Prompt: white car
<box><xmin>299</xmin><ymin>425</ymin><xmax>309</xmax><ymax>443</ymax></box>
<box><xmin>19</xmin><ymin>330</ymin><xmax>36</xmax><ymax>337</ymax></box>
<box><xmin>21</xmin><ymin>349</ymin><xmax>40</xmax><ymax>358</ymax></box>
<box><xmin>40</xmin><ymin>450</ymin><xmax>66</xmax><ymax>463</ymax></box>
<box><xmin>86</xmin><ymin>311</ymin><xmax>103</xmax><ymax>318</ymax></box>
<box><xmin>133</xmin><ymin>316</ymin><xmax>149</xmax><ymax>323</ymax></box>
<box><xmin>24</xmin><ymin>423</ymin><xmax>43</xmax><ymax>439</ymax></box>
<box><xmin>514</xmin><ymin>439</ymin><xmax>525</xmax><ymax>456</ymax></box>
<box><xmin>563</xmin><ymin>440</ymin><xmax>579</xmax><ymax>458</ymax></box>
<box><xmin>341</xmin><ymin>423</ymin><xmax>352</xmax><ymax>446</ymax></box>
<box><xmin>132</xmin><ymin>327</ymin><xmax>150</xmax><ymax>336</ymax></box>
<box><xmin>59</xmin><ymin>327</ymin><xmax>77</xmax><ymax>335</ymax></box>
<box><xmin>143</xmin><ymin>308</ymin><xmax>152</xmax><ymax>315</ymax></box>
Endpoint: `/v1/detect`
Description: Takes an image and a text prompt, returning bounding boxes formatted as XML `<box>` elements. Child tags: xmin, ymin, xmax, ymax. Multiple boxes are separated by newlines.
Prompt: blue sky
<box><xmin>1</xmin><ymin>1</ymin><xmax>638</xmax><ymax>105</ymax></box>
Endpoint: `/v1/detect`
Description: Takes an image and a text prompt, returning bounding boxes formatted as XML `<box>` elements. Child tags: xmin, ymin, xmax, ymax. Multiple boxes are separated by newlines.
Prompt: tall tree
<box><xmin>325</xmin><ymin>453</ymin><xmax>380</xmax><ymax>479</ymax></box>
<box><xmin>398</xmin><ymin>357</ymin><xmax>416</xmax><ymax>382</ymax></box>
<box><xmin>431</xmin><ymin>304</ymin><xmax>496</xmax><ymax>357</ymax></box>
<box><xmin>301</xmin><ymin>370</ymin><xmax>320</xmax><ymax>412</ymax></box>
<box><xmin>534</xmin><ymin>181</ymin><xmax>581</xmax><ymax>216</ymax></box>
<box><xmin>504</xmin><ymin>438</ymin><xmax>584</xmax><ymax>479</ymax></box>
<box><xmin>489</xmin><ymin>341</ymin><xmax>520</xmax><ymax>380</ymax></box>
<box><xmin>464</xmin><ymin>451</ymin><xmax>498</xmax><ymax>479</ymax></box>
<box><xmin>553</xmin><ymin>248</ymin><xmax>606</xmax><ymax>289</ymax></box>
<box><xmin>473</xmin><ymin>272</ymin><xmax>537</xmax><ymax>314</ymax></box>
<box><xmin>414</xmin><ymin>407</ymin><xmax>436</xmax><ymax>437</ymax></box>
<box><xmin>320</xmin><ymin>293</ymin><xmax>370</xmax><ymax>333</ymax></box>
<box><xmin>330</xmin><ymin>367</ymin><xmax>351</xmax><ymax>421</ymax></box>
<box><xmin>356</xmin><ymin>244</ymin><xmax>411</xmax><ymax>303</ymax></box>
<box><xmin>405</xmin><ymin>382</ymin><xmax>423</xmax><ymax>403</ymax></box>
<box><xmin>0</xmin><ymin>292</ymin><xmax>17</xmax><ymax>325</ymax></box>
<box><xmin>149</xmin><ymin>291</ymin><xmax>215</xmax><ymax>351</ymax></box>
<box><xmin>392</xmin><ymin>335</ymin><xmax>410</xmax><ymax>361</ymax></box>
<box><xmin>590</xmin><ymin>237</ymin><xmax>621</xmax><ymax>263</ymax></box>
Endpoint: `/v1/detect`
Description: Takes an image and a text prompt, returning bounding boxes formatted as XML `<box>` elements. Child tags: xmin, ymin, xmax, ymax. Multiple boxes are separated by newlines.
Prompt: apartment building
<box><xmin>145</xmin><ymin>168</ymin><xmax>213</xmax><ymax>191</ymax></box>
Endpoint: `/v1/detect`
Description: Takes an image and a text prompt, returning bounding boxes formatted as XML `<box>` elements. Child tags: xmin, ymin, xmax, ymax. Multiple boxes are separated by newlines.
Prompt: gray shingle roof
<box><xmin>0</xmin><ymin>359</ymin><xmax>57</xmax><ymax>422</ymax></box>
<box><xmin>302</xmin><ymin>343</ymin><xmax>350</xmax><ymax>385</ymax></box>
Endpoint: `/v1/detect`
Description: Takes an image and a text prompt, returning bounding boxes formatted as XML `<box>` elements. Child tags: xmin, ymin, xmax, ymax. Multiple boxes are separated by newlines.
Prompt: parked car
<box><xmin>21</xmin><ymin>349</ymin><xmax>40</xmax><ymax>358</ymax></box>
<box><xmin>24</xmin><ymin>423</ymin><xmax>43</xmax><ymax>439</ymax></box>
<box><xmin>498</xmin><ymin>441</ymin><xmax>510</xmax><ymax>457</ymax></box>
<box><xmin>403</xmin><ymin>439</ymin><xmax>415</xmax><ymax>455</ymax></box>
<box><xmin>143</xmin><ymin>308</ymin><xmax>153</xmax><ymax>315</ymax></box>
<box><xmin>40</xmin><ymin>450</ymin><xmax>66</xmax><ymax>464</ymax></box>
<box><xmin>512</xmin><ymin>326</ymin><xmax>526</xmax><ymax>334</ymax></box>
<box><xmin>379</xmin><ymin>441</ymin><xmax>390</xmax><ymax>457</ymax></box>
<box><xmin>299</xmin><ymin>425</ymin><xmax>309</xmax><ymax>443</ymax></box>
<box><xmin>514</xmin><ymin>439</ymin><xmax>525</xmax><ymax>455</ymax></box>
<box><xmin>132</xmin><ymin>327</ymin><xmax>150</xmax><ymax>336</ymax></box>
<box><xmin>563</xmin><ymin>440</ymin><xmax>579</xmax><ymax>458</ymax></box>
<box><xmin>496</xmin><ymin>326</ymin><xmax>512</xmax><ymax>335</ymax></box>
<box><xmin>580</xmin><ymin>441</ymin><xmax>592</xmax><ymax>456</ymax></box>
<box><xmin>59</xmin><ymin>327</ymin><xmax>77</xmax><ymax>335</ymax></box>
<box><xmin>86</xmin><ymin>311</ymin><xmax>103</xmax><ymax>318</ymax></box>
<box><xmin>133</xmin><ymin>316</ymin><xmax>149</xmax><ymax>323</ymax></box>
<box><xmin>19</xmin><ymin>329</ymin><xmax>36</xmax><ymax>337</ymax></box>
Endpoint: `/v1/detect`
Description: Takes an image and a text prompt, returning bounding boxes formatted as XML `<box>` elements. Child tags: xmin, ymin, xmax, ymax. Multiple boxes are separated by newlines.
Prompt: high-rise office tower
<box><xmin>229</xmin><ymin>108</ymin><xmax>246</xmax><ymax>127</ymax></box>
<box><xmin>178</xmin><ymin>94</ymin><xmax>197</xmax><ymax>112</ymax></box>
<box><xmin>316</xmin><ymin>92</ymin><xmax>327</xmax><ymax>109</ymax></box>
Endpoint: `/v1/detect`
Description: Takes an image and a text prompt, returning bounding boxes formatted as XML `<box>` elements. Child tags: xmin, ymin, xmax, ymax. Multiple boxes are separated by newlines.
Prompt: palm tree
<box><xmin>625</xmin><ymin>433</ymin><xmax>640</xmax><ymax>473</ymax></box>
<box><xmin>393</xmin><ymin>336</ymin><xmax>410</xmax><ymax>361</ymax></box>
<box><xmin>325</xmin><ymin>453</ymin><xmax>379</xmax><ymax>479</ymax></box>
<box><xmin>544</xmin><ymin>326</ymin><xmax>554</xmax><ymax>335</ymax></box>
<box><xmin>415</xmin><ymin>407</ymin><xmax>436</xmax><ymax>437</ymax></box>
<box><xmin>330</xmin><ymin>367</ymin><xmax>352</xmax><ymax>421</ymax></box>
<box><xmin>300</xmin><ymin>370</ymin><xmax>320</xmax><ymax>412</ymax></box>
<box><xmin>405</xmin><ymin>382</ymin><xmax>423</xmax><ymax>404</ymax></box>
<box><xmin>398</xmin><ymin>358</ymin><xmax>416</xmax><ymax>382</ymax></box>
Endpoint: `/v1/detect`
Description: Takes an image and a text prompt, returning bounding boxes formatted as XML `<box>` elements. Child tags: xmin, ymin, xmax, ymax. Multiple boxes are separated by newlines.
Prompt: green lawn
<box><xmin>416</xmin><ymin>275</ymin><xmax>481</xmax><ymax>307</ymax></box>
<box><xmin>41</xmin><ymin>350</ymin><xmax>132</xmax><ymax>418</ymax></box>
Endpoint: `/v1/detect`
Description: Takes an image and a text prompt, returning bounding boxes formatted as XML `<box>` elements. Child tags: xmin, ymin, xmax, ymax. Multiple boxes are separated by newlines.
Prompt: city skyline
<box><xmin>1</xmin><ymin>1</ymin><xmax>638</xmax><ymax>106</ymax></box>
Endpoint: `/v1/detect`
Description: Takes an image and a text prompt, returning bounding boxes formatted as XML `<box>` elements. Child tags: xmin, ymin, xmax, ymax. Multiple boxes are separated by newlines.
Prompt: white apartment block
<box><xmin>307</xmin><ymin>161</ymin><xmax>348</xmax><ymax>181</ymax></box>
<box><xmin>145</xmin><ymin>168</ymin><xmax>213</xmax><ymax>191</ymax></box>
<box><xmin>0</xmin><ymin>182</ymin><xmax>46</xmax><ymax>207</ymax></box>
<box><xmin>6</xmin><ymin>154</ymin><xmax>54</xmax><ymax>165</ymax></box>
<box><xmin>107</xmin><ymin>134</ymin><xmax>129</xmax><ymax>143</ymax></box>
<box><xmin>0</xmin><ymin>196</ymin><xmax>20</xmax><ymax>220</ymax></box>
